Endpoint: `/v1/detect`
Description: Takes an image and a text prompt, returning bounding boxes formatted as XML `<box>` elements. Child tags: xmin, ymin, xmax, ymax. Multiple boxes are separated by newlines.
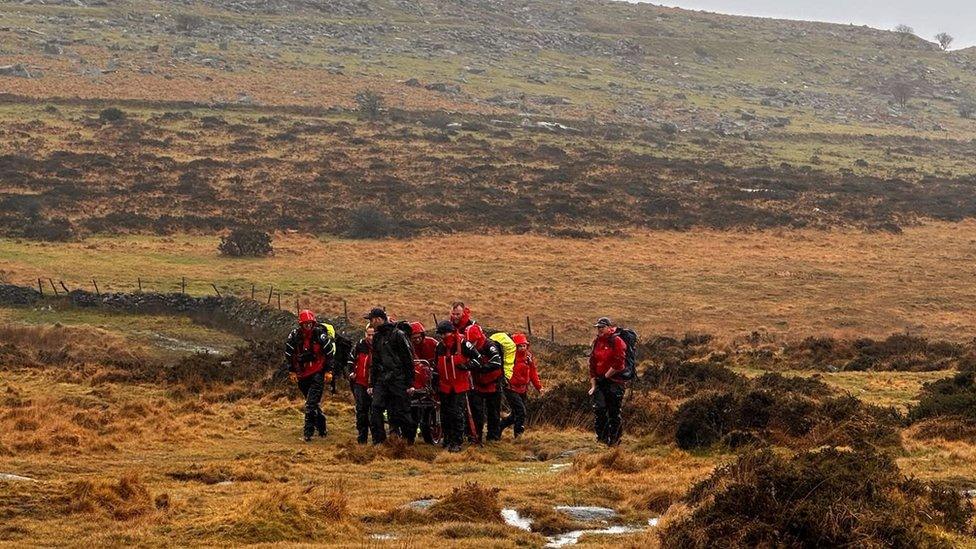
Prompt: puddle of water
<box><xmin>0</xmin><ymin>473</ymin><xmax>37</xmax><ymax>482</ymax></box>
<box><xmin>150</xmin><ymin>332</ymin><xmax>222</xmax><ymax>354</ymax></box>
<box><xmin>545</xmin><ymin>525</ymin><xmax>644</xmax><ymax>548</ymax></box>
<box><xmin>502</xmin><ymin>508</ymin><xmax>533</xmax><ymax>531</ymax></box>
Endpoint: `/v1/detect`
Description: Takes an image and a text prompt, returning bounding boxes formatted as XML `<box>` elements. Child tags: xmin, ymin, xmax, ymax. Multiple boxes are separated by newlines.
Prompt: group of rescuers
<box><xmin>283</xmin><ymin>302</ymin><xmax>628</xmax><ymax>452</ymax></box>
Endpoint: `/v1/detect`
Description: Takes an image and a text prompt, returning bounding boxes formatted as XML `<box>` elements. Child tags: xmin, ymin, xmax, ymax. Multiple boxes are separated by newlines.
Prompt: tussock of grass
<box><xmin>573</xmin><ymin>448</ymin><xmax>648</xmax><ymax>474</ymax></box>
<box><xmin>428</xmin><ymin>482</ymin><xmax>502</xmax><ymax>523</ymax></box>
<box><xmin>660</xmin><ymin>447</ymin><xmax>972</xmax><ymax>547</ymax></box>
<box><xmin>516</xmin><ymin>502</ymin><xmax>583</xmax><ymax>535</ymax></box>
<box><xmin>65</xmin><ymin>473</ymin><xmax>157</xmax><ymax>521</ymax></box>
<box><xmin>0</xmin><ymin>323</ymin><xmax>152</xmax><ymax>369</ymax></box>
<box><xmin>166</xmin><ymin>462</ymin><xmax>271</xmax><ymax>484</ymax></box>
<box><xmin>205</xmin><ymin>483</ymin><xmax>355</xmax><ymax>543</ymax></box>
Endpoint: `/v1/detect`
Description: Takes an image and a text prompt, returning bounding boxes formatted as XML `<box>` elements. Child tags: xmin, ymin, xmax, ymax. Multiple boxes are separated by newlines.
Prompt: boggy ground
<box><xmin>3</xmin><ymin>318</ymin><xmax>976</xmax><ymax>546</ymax></box>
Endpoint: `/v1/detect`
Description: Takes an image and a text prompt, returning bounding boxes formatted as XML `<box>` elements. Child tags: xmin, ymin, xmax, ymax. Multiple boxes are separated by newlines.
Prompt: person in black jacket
<box><xmin>283</xmin><ymin>310</ymin><xmax>335</xmax><ymax>442</ymax></box>
<box><xmin>364</xmin><ymin>307</ymin><xmax>415</xmax><ymax>444</ymax></box>
<box><xmin>465</xmin><ymin>324</ymin><xmax>504</xmax><ymax>442</ymax></box>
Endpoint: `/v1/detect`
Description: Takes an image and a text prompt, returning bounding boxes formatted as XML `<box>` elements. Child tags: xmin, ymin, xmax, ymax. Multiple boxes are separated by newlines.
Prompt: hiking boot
<box><xmin>448</xmin><ymin>444</ymin><xmax>461</xmax><ymax>453</ymax></box>
<box><xmin>514</xmin><ymin>431</ymin><xmax>524</xmax><ymax>440</ymax></box>
<box><xmin>302</xmin><ymin>435</ymin><xmax>312</xmax><ymax>443</ymax></box>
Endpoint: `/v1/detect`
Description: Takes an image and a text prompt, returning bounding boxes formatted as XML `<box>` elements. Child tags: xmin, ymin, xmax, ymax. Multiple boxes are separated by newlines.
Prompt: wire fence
<box><xmin>12</xmin><ymin>275</ymin><xmax>559</xmax><ymax>342</ymax></box>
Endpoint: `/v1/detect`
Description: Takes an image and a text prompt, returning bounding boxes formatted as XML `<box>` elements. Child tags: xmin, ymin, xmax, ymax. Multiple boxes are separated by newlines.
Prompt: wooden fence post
<box><xmin>59</xmin><ymin>280</ymin><xmax>69</xmax><ymax>294</ymax></box>
<box><xmin>37</xmin><ymin>278</ymin><xmax>43</xmax><ymax>296</ymax></box>
<box><xmin>137</xmin><ymin>277</ymin><xmax>142</xmax><ymax>292</ymax></box>
<box><xmin>267</xmin><ymin>285</ymin><xmax>273</xmax><ymax>304</ymax></box>
<box><xmin>295</xmin><ymin>297</ymin><xmax>300</xmax><ymax>314</ymax></box>
<box><xmin>526</xmin><ymin>316</ymin><xmax>532</xmax><ymax>336</ymax></box>
<box><xmin>277</xmin><ymin>292</ymin><xmax>281</xmax><ymax>310</ymax></box>
<box><xmin>181</xmin><ymin>277</ymin><xmax>186</xmax><ymax>295</ymax></box>
<box><xmin>251</xmin><ymin>284</ymin><xmax>255</xmax><ymax>300</ymax></box>
<box><xmin>550</xmin><ymin>325</ymin><xmax>555</xmax><ymax>343</ymax></box>
<box><xmin>211</xmin><ymin>283</ymin><xmax>221</xmax><ymax>297</ymax></box>
<box><xmin>343</xmin><ymin>299</ymin><xmax>348</xmax><ymax>321</ymax></box>
<box><xmin>49</xmin><ymin>278</ymin><xmax>58</xmax><ymax>296</ymax></box>
<box><xmin>92</xmin><ymin>279</ymin><xmax>100</xmax><ymax>295</ymax></box>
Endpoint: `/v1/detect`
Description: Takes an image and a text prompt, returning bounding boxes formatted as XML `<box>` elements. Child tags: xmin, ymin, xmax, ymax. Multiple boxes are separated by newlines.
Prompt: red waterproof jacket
<box><xmin>509</xmin><ymin>349</ymin><xmax>542</xmax><ymax>394</ymax></box>
<box><xmin>351</xmin><ymin>340</ymin><xmax>371</xmax><ymax>388</ymax></box>
<box><xmin>412</xmin><ymin>336</ymin><xmax>438</xmax><ymax>363</ymax></box>
<box><xmin>411</xmin><ymin>335</ymin><xmax>438</xmax><ymax>391</ymax></box>
<box><xmin>285</xmin><ymin>325</ymin><xmax>334</xmax><ymax>379</ymax></box>
<box><xmin>434</xmin><ymin>333</ymin><xmax>480</xmax><ymax>394</ymax></box>
<box><xmin>589</xmin><ymin>328</ymin><xmax>627</xmax><ymax>384</ymax></box>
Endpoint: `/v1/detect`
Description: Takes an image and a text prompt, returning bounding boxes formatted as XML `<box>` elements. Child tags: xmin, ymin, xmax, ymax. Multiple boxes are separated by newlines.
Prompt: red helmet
<box><xmin>465</xmin><ymin>324</ymin><xmax>486</xmax><ymax>348</ymax></box>
<box><xmin>298</xmin><ymin>310</ymin><xmax>316</xmax><ymax>324</ymax></box>
<box><xmin>512</xmin><ymin>332</ymin><xmax>528</xmax><ymax>346</ymax></box>
<box><xmin>410</xmin><ymin>321</ymin><xmax>426</xmax><ymax>336</ymax></box>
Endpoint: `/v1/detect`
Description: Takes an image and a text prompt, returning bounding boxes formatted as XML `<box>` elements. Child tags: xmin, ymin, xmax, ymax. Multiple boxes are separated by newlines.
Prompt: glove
<box><xmin>324</xmin><ymin>372</ymin><xmax>333</xmax><ymax>384</ymax></box>
<box><xmin>288</xmin><ymin>372</ymin><xmax>298</xmax><ymax>383</ymax></box>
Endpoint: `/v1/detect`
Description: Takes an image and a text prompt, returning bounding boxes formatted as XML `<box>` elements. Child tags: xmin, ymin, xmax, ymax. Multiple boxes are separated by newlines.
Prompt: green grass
<box><xmin>0</xmin><ymin>306</ymin><xmax>242</xmax><ymax>356</ymax></box>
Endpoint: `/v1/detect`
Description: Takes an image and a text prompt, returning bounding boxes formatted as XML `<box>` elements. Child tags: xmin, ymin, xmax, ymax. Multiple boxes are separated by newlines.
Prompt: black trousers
<box><xmin>439</xmin><ymin>391</ymin><xmax>467</xmax><ymax>447</ymax></box>
<box><xmin>409</xmin><ymin>405</ymin><xmax>437</xmax><ymax>444</ymax></box>
<box><xmin>500</xmin><ymin>389</ymin><xmax>527</xmax><ymax>436</ymax></box>
<box><xmin>352</xmin><ymin>384</ymin><xmax>371</xmax><ymax>443</ymax></box>
<box><xmin>369</xmin><ymin>381</ymin><xmax>411</xmax><ymax>444</ymax></box>
<box><xmin>469</xmin><ymin>390</ymin><xmax>502</xmax><ymax>441</ymax></box>
<box><xmin>297</xmin><ymin>370</ymin><xmax>327</xmax><ymax>438</ymax></box>
<box><xmin>593</xmin><ymin>380</ymin><xmax>625</xmax><ymax>445</ymax></box>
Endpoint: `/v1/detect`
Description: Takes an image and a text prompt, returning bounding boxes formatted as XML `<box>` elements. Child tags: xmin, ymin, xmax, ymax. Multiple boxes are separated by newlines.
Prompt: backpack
<box><xmin>489</xmin><ymin>332</ymin><xmax>517</xmax><ymax>381</ymax></box>
<box><xmin>332</xmin><ymin>332</ymin><xmax>353</xmax><ymax>376</ymax></box>
<box><xmin>612</xmin><ymin>328</ymin><xmax>638</xmax><ymax>381</ymax></box>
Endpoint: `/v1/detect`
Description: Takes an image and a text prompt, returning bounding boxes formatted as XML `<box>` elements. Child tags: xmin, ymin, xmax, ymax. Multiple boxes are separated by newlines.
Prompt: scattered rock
<box><xmin>554</xmin><ymin>505</ymin><xmax>618</xmax><ymax>522</ymax></box>
<box><xmin>0</xmin><ymin>473</ymin><xmax>38</xmax><ymax>482</ymax></box>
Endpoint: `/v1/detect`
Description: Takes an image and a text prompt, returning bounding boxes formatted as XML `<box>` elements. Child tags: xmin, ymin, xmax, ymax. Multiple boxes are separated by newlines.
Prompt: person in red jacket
<box><xmin>465</xmin><ymin>323</ymin><xmax>504</xmax><ymax>442</ymax></box>
<box><xmin>500</xmin><ymin>332</ymin><xmax>543</xmax><ymax>439</ymax></box>
<box><xmin>589</xmin><ymin>317</ymin><xmax>627</xmax><ymax>446</ymax></box>
<box><xmin>434</xmin><ymin>320</ymin><xmax>481</xmax><ymax>452</ymax></box>
<box><xmin>348</xmin><ymin>327</ymin><xmax>374</xmax><ymax>444</ymax></box>
<box><xmin>406</xmin><ymin>321</ymin><xmax>440</xmax><ymax>444</ymax></box>
<box><xmin>283</xmin><ymin>310</ymin><xmax>335</xmax><ymax>442</ymax></box>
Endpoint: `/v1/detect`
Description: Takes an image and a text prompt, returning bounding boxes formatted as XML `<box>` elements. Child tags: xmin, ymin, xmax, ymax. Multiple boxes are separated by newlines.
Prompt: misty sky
<box><xmin>639</xmin><ymin>1</ymin><xmax>976</xmax><ymax>49</ymax></box>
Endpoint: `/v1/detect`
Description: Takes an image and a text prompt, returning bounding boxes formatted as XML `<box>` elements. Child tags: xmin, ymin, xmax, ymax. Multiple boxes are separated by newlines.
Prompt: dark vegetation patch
<box><xmin>909</xmin><ymin>367</ymin><xmax>976</xmax><ymax>431</ymax></box>
<box><xmin>659</xmin><ymin>366</ymin><xmax>900</xmax><ymax>450</ymax></box>
<box><xmin>660</xmin><ymin>447</ymin><xmax>973</xmax><ymax>547</ymax></box>
<box><xmin>218</xmin><ymin>228</ymin><xmax>274</xmax><ymax>257</ymax></box>
<box><xmin>6</xmin><ymin>113</ymin><xmax>976</xmax><ymax>240</ymax></box>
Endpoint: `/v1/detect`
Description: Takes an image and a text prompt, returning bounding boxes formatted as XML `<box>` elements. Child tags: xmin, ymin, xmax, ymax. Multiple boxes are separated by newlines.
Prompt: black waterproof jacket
<box><xmin>369</xmin><ymin>322</ymin><xmax>415</xmax><ymax>388</ymax></box>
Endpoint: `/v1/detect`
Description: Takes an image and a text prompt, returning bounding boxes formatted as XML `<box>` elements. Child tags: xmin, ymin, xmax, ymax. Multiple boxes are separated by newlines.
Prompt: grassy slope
<box><xmin>4</xmin><ymin>221</ymin><xmax>976</xmax><ymax>343</ymax></box>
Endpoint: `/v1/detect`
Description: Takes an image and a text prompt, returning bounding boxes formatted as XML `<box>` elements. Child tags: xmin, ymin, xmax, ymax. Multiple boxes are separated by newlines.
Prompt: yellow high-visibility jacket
<box><xmin>490</xmin><ymin>332</ymin><xmax>517</xmax><ymax>381</ymax></box>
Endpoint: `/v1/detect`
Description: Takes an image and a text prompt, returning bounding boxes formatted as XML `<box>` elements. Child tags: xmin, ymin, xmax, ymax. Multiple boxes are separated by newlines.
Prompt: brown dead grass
<box><xmin>7</xmin><ymin>221</ymin><xmax>976</xmax><ymax>344</ymax></box>
<box><xmin>0</xmin><ymin>324</ymin><xmax>152</xmax><ymax>368</ymax></box>
<box><xmin>65</xmin><ymin>473</ymin><xmax>157</xmax><ymax>521</ymax></box>
<box><xmin>201</xmin><ymin>483</ymin><xmax>357</xmax><ymax>543</ymax></box>
<box><xmin>428</xmin><ymin>482</ymin><xmax>503</xmax><ymax>523</ymax></box>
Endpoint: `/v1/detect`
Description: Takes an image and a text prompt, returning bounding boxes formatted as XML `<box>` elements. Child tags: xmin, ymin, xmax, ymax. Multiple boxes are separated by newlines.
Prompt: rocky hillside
<box><xmin>1</xmin><ymin>0</ymin><xmax>976</xmax><ymax>237</ymax></box>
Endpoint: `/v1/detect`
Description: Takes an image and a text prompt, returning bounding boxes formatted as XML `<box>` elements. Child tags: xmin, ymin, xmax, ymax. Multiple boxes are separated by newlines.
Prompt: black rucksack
<box><xmin>612</xmin><ymin>328</ymin><xmax>638</xmax><ymax>381</ymax></box>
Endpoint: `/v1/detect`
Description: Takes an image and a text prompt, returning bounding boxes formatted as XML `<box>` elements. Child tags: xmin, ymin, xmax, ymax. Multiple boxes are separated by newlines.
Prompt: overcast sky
<box><xmin>638</xmin><ymin>1</ymin><xmax>976</xmax><ymax>49</ymax></box>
